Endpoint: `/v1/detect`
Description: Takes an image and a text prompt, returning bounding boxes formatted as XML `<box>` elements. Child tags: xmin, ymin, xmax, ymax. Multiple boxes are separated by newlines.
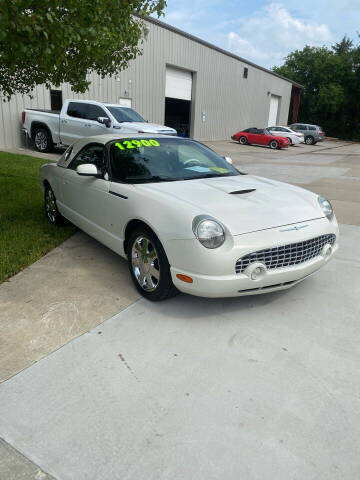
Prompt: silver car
<box><xmin>289</xmin><ymin>123</ymin><xmax>325</xmax><ymax>145</ymax></box>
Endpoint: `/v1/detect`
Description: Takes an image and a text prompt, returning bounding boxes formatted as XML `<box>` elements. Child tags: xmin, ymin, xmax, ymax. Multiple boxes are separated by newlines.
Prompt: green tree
<box><xmin>273</xmin><ymin>36</ymin><xmax>360</xmax><ymax>140</ymax></box>
<box><xmin>0</xmin><ymin>0</ymin><xmax>166</xmax><ymax>99</ymax></box>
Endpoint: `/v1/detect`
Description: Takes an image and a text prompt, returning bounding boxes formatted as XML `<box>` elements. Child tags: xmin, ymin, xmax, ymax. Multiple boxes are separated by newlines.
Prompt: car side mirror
<box><xmin>224</xmin><ymin>156</ymin><xmax>233</xmax><ymax>165</ymax></box>
<box><xmin>97</xmin><ymin>117</ymin><xmax>111</xmax><ymax>128</ymax></box>
<box><xmin>76</xmin><ymin>164</ymin><xmax>99</xmax><ymax>176</ymax></box>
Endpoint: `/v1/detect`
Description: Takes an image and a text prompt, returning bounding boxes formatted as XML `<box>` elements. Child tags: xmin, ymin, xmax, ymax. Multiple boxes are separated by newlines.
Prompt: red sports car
<box><xmin>231</xmin><ymin>127</ymin><xmax>289</xmax><ymax>149</ymax></box>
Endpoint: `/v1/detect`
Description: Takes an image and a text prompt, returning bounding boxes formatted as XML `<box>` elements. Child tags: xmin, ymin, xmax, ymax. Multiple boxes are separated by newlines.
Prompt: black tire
<box><xmin>287</xmin><ymin>137</ymin><xmax>293</xmax><ymax>146</ymax></box>
<box><xmin>269</xmin><ymin>140</ymin><xmax>279</xmax><ymax>149</ymax></box>
<box><xmin>305</xmin><ymin>135</ymin><xmax>315</xmax><ymax>145</ymax></box>
<box><xmin>127</xmin><ymin>226</ymin><xmax>179</xmax><ymax>301</ymax></box>
<box><xmin>238</xmin><ymin>136</ymin><xmax>248</xmax><ymax>145</ymax></box>
<box><xmin>44</xmin><ymin>185</ymin><xmax>66</xmax><ymax>225</ymax></box>
<box><xmin>34</xmin><ymin>128</ymin><xmax>53</xmax><ymax>152</ymax></box>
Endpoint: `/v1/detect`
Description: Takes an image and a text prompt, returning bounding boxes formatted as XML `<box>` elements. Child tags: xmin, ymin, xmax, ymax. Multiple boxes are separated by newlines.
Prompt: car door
<box><xmin>60</xmin><ymin>102</ymin><xmax>90</xmax><ymax>145</ymax></box>
<box><xmin>247</xmin><ymin>128</ymin><xmax>261</xmax><ymax>144</ymax></box>
<box><xmin>60</xmin><ymin>143</ymin><xmax>111</xmax><ymax>238</ymax></box>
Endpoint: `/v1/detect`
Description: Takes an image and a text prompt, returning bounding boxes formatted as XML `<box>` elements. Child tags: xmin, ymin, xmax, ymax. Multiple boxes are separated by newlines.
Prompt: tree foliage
<box><xmin>273</xmin><ymin>36</ymin><xmax>360</xmax><ymax>140</ymax></box>
<box><xmin>0</xmin><ymin>0</ymin><xmax>166</xmax><ymax>99</ymax></box>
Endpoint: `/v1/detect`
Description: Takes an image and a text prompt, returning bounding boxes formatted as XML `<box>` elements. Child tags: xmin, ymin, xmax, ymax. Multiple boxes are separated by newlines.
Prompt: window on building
<box><xmin>50</xmin><ymin>90</ymin><xmax>63</xmax><ymax>111</ymax></box>
<box><xmin>243</xmin><ymin>67</ymin><xmax>248</xmax><ymax>79</ymax></box>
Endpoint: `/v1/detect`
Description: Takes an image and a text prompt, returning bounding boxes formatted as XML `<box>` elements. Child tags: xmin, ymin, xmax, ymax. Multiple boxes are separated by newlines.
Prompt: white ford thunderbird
<box><xmin>40</xmin><ymin>134</ymin><xmax>339</xmax><ymax>301</ymax></box>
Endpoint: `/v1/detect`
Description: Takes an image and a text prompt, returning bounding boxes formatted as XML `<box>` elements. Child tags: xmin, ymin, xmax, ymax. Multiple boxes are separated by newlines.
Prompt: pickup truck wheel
<box><xmin>34</xmin><ymin>128</ymin><xmax>53</xmax><ymax>152</ymax></box>
<box><xmin>127</xmin><ymin>226</ymin><xmax>179</xmax><ymax>301</ymax></box>
<box><xmin>44</xmin><ymin>185</ymin><xmax>65</xmax><ymax>225</ymax></box>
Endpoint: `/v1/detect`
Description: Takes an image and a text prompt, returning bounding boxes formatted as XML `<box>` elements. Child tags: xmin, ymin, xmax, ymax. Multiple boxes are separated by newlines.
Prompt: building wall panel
<box><xmin>0</xmin><ymin>18</ymin><xmax>293</xmax><ymax>148</ymax></box>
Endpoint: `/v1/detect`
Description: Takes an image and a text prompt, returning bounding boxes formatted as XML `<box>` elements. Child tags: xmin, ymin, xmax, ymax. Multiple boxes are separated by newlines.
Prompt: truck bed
<box><xmin>26</xmin><ymin>108</ymin><xmax>60</xmax><ymax>115</ymax></box>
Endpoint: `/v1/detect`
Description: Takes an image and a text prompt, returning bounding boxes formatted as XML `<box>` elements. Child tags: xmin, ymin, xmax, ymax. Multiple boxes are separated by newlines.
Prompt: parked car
<box><xmin>22</xmin><ymin>99</ymin><xmax>177</xmax><ymax>152</ymax></box>
<box><xmin>40</xmin><ymin>134</ymin><xmax>338</xmax><ymax>300</ymax></box>
<box><xmin>289</xmin><ymin>123</ymin><xmax>325</xmax><ymax>145</ymax></box>
<box><xmin>231</xmin><ymin>128</ymin><xmax>289</xmax><ymax>149</ymax></box>
<box><xmin>267</xmin><ymin>126</ymin><xmax>304</xmax><ymax>145</ymax></box>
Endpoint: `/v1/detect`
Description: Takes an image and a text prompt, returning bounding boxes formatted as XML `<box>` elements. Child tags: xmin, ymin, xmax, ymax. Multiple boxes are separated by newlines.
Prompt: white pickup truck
<box><xmin>22</xmin><ymin>99</ymin><xmax>177</xmax><ymax>152</ymax></box>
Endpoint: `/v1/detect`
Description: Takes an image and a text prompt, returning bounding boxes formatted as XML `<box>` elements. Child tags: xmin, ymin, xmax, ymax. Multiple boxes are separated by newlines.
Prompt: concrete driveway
<box><xmin>1</xmin><ymin>140</ymin><xmax>359</xmax><ymax>479</ymax></box>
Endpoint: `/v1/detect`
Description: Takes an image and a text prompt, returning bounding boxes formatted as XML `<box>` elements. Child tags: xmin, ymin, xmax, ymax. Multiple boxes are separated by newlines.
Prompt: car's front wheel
<box><xmin>287</xmin><ymin>137</ymin><xmax>293</xmax><ymax>146</ymax></box>
<box><xmin>238</xmin><ymin>136</ymin><xmax>248</xmax><ymax>145</ymax></box>
<box><xmin>127</xmin><ymin>227</ymin><xmax>178</xmax><ymax>301</ymax></box>
<box><xmin>269</xmin><ymin>140</ymin><xmax>279</xmax><ymax>149</ymax></box>
<box><xmin>44</xmin><ymin>185</ymin><xmax>65</xmax><ymax>225</ymax></box>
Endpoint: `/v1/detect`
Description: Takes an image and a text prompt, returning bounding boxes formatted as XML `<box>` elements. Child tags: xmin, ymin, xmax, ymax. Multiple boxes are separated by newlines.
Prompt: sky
<box><xmin>156</xmin><ymin>0</ymin><xmax>360</xmax><ymax>69</ymax></box>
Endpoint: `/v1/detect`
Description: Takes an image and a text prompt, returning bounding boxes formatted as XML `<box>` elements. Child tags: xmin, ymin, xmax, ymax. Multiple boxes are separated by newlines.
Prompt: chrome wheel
<box><xmin>35</xmin><ymin>131</ymin><xmax>48</xmax><ymax>151</ymax></box>
<box><xmin>45</xmin><ymin>188</ymin><xmax>57</xmax><ymax>223</ymax></box>
<box><xmin>270</xmin><ymin>140</ymin><xmax>278</xmax><ymax>149</ymax></box>
<box><xmin>305</xmin><ymin>136</ymin><xmax>314</xmax><ymax>145</ymax></box>
<box><xmin>131</xmin><ymin>236</ymin><xmax>160</xmax><ymax>292</ymax></box>
<box><xmin>239</xmin><ymin>136</ymin><xmax>247</xmax><ymax>145</ymax></box>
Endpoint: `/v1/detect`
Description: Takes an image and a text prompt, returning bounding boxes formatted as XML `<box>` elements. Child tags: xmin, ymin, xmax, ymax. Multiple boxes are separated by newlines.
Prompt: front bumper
<box><xmin>168</xmin><ymin>218</ymin><xmax>339</xmax><ymax>298</ymax></box>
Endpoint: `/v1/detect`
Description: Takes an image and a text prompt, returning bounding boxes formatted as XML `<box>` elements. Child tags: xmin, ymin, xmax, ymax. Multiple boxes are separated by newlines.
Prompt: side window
<box><xmin>64</xmin><ymin>146</ymin><xmax>73</xmax><ymax>162</ymax></box>
<box><xmin>249</xmin><ymin>128</ymin><xmax>258</xmax><ymax>133</ymax></box>
<box><xmin>69</xmin><ymin>144</ymin><xmax>107</xmax><ymax>174</ymax></box>
<box><xmin>308</xmin><ymin>126</ymin><xmax>316</xmax><ymax>131</ymax></box>
<box><xmin>87</xmin><ymin>104</ymin><xmax>109</xmax><ymax>121</ymax></box>
<box><xmin>298</xmin><ymin>125</ymin><xmax>308</xmax><ymax>130</ymax></box>
<box><xmin>67</xmin><ymin>102</ymin><xmax>88</xmax><ymax>119</ymax></box>
<box><xmin>268</xmin><ymin>126</ymin><xmax>276</xmax><ymax>130</ymax></box>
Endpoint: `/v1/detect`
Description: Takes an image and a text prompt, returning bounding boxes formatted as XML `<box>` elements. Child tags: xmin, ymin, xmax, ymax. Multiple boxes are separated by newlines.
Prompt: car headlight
<box><xmin>193</xmin><ymin>216</ymin><xmax>225</xmax><ymax>249</ymax></box>
<box><xmin>318</xmin><ymin>196</ymin><xmax>334</xmax><ymax>220</ymax></box>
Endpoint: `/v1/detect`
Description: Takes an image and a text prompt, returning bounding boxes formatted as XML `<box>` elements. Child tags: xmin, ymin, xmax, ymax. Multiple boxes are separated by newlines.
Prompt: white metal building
<box><xmin>0</xmin><ymin>16</ymin><xmax>301</xmax><ymax>149</ymax></box>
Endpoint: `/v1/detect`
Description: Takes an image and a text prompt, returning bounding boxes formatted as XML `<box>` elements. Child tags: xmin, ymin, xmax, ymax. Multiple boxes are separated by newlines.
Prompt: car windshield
<box><xmin>109</xmin><ymin>137</ymin><xmax>242</xmax><ymax>183</ymax></box>
<box><xmin>107</xmin><ymin>106</ymin><xmax>146</xmax><ymax>123</ymax></box>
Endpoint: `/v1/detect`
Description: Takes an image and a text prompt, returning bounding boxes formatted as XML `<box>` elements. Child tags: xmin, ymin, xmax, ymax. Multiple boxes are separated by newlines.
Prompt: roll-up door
<box><xmin>165</xmin><ymin>66</ymin><xmax>192</xmax><ymax>101</ymax></box>
<box><xmin>268</xmin><ymin>95</ymin><xmax>280</xmax><ymax>126</ymax></box>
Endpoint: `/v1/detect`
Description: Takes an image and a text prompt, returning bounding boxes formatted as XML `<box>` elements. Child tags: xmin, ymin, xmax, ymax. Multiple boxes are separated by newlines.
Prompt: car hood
<box><xmin>118</xmin><ymin>121</ymin><xmax>177</xmax><ymax>134</ymax></box>
<box><xmin>138</xmin><ymin>175</ymin><xmax>323</xmax><ymax>235</ymax></box>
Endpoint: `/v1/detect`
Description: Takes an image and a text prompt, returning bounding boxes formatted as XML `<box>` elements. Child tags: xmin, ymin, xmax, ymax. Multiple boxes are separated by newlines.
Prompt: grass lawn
<box><xmin>0</xmin><ymin>151</ymin><xmax>75</xmax><ymax>283</ymax></box>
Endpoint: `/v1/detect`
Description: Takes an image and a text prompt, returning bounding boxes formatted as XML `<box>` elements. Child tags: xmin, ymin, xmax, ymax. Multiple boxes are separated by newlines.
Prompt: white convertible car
<box><xmin>40</xmin><ymin>134</ymin><xmax>339</xmax><ymax>301</ymax></box>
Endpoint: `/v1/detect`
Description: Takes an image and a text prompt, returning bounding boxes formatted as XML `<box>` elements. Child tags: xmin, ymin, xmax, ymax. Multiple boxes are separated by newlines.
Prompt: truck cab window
<box><xmin>67</xmin><ymin>102</ymin><xmax>88</xmax><ymax>119</ymax></box>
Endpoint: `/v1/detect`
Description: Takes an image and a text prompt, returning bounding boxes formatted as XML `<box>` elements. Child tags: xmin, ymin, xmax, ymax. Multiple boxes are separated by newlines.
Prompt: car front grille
<box><xmin>235</xmin><ymin>234</ymin><xmax>336</xmax><ymax>274</ymax></box>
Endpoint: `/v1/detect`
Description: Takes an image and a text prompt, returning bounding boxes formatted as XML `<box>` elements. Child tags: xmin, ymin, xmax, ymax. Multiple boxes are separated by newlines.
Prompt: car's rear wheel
<box><xmin>269</xmin><ymin>140</ymin><xmax>279</xmax><ymax>149</ymax></box>
<box><xmin>238</xmin><ymin>136</ymin><xmax>247</xmax><ymax>145</ymax></box>
<box><xmin>127</xmin><ymin>227</ymin><xmax>178</xmax><ymax>301</ymax></box>
<box><xmin>287</xmin><ymin>137</ymin><xmax>293</xmax><ymax>146</ymax></box>
<box><xmin>44</xmin><ymin>185</ymin><xmax>66</xmax><ymax>225</ymax></box>
<box><xmin>34</xmin><ymin>128</ymin><xmax>53</xmax><ymax>153</ymax></box>
<box><xmin>305</xmin><ymin>135</ymin><xmax>315</xmax><ymax>145</ymax></box>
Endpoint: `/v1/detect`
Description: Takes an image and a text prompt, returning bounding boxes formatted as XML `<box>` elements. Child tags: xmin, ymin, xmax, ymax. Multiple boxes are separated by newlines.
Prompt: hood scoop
<box><xmin>230</xmin><ymin>189</ymin><xmax>256</xmax><ymax>195</ymax></box>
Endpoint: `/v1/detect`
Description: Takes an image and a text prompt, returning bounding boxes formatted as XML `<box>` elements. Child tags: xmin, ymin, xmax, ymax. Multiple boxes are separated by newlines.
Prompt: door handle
<box><xmin>61</xmin><ymin>119</ymin><xmax>67</xmax><ymax>124</ymax></box>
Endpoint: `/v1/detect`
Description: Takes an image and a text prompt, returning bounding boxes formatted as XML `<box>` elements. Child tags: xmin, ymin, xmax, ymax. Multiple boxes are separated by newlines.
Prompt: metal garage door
<box><xmin>268</xmin><ymin>95</ymin><xmax>280</xmax><ymax>126</ymax></box>
<box><xmin>165</xmin><ymin>66</ymin><xmax>192</xmax><ymax>100</ymax></box>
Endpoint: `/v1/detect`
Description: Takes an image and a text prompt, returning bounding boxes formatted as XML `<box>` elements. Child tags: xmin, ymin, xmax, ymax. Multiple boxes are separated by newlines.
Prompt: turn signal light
<box><xmin>176</xmin><ymin>274</ymin><xmax>193</xmax><ymax>283</ymax></box>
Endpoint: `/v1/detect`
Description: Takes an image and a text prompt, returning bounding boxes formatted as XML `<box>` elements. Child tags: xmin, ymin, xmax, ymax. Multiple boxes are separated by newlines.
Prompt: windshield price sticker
<box><xmin>115</xmin><ymin>139</ymin><xmax>160</xmax><ymax>150</ymax></box>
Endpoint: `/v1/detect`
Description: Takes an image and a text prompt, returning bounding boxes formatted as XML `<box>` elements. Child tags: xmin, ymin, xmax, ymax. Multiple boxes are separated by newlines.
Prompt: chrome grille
<box><xmin>235</xmin><ymin>234</ymin><xmax>336</xmax><ymax>274</ymax></box>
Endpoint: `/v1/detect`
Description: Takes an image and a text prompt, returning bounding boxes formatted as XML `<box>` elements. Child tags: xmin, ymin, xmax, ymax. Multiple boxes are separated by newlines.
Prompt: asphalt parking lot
<box><xmin>1</xmin><ymin>140</ymin><xmax>360</xmax><ymax>479</ymax></box>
